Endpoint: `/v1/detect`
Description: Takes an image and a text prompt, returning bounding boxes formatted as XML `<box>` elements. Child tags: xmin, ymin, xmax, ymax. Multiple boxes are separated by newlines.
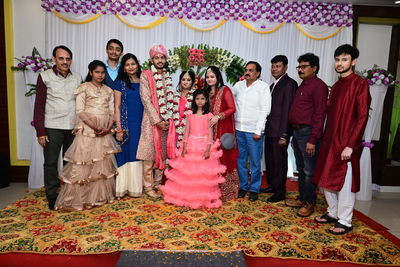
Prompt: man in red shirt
<box><xmin>313</xmin><ymin>44</ymin><xmax>371</xmax><ymax>235</ymax></box>
<box><xmin>286</xmin><ymin>53</ymin><xmax>328</xmax><ymax>217</ymax></box>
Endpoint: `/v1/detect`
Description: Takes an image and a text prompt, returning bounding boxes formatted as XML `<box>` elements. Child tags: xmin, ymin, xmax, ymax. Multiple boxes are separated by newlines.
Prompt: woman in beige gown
<box><xmin>55</xmin><ymin>60</ymin><xmax>120</xmax><ymax>211</ymax></box>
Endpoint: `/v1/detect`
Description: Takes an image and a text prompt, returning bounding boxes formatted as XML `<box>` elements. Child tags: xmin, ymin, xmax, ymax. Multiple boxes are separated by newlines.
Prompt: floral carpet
<box><xmin>0</xmin><ymin>189</ymin><xmax>399</xmax><ymax>265</ymax></box>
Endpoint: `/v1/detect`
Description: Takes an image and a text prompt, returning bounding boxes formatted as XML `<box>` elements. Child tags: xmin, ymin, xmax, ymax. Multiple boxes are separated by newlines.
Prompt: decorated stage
<box><xmin>0</xmin><ymin>185</ymin><xmax>399</xmax><ymax>266</ymax></box>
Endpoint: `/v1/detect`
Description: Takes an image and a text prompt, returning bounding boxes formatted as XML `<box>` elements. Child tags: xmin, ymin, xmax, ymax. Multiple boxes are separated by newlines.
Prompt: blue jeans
<box><xmin>292</xmin><ymin>126</ymin><xmax>320</xmax><ymax>204</ymax></box>
<box><xmin>236</xmin><ymin>130</ymin><xmax>264</xmax><ymax>193</ymax></box>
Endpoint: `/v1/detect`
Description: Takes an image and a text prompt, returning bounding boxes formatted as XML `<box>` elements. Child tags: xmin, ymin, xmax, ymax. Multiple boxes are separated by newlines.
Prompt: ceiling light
<box><xmin>395</xmin><ymin>1</ymin><xmax>400</xmax><ymax>4</ymax></box>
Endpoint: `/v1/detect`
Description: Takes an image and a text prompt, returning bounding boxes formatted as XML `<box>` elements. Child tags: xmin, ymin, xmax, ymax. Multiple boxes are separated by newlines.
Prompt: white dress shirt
<box><xmin>232</xmin><ymin>79</ymin><xmax>271</xmax><ymax>135</ymax></box>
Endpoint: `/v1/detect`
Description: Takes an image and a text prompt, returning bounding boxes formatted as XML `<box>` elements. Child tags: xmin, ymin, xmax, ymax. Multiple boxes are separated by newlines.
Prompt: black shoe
<box><xmin>48</xmin><ymin>199</ymin><xmax>56</xmax><ymax>210</ymax></box>
<box><xmin>260</xmin><ymin>186</ymin><xmax>274</xmax><ymax>193</ymax></box>
<box><xmin>48</xmin><ymin>195</ymin><xmax>58</xmax><ymax>211</ymax></box>
<box><xmin>249</xmin><ymin>192</ymin><xmax>259</xmax><ymax>201</ymax></box>
<box><xmin>266</xmin><ymin>194</ymin><xmax>285</xmax><ymax>203</ymax></box>
<box><xmin>238</xmin><ymin>189</ymin><xmax>247</xmax><ymax>198</ymax></box>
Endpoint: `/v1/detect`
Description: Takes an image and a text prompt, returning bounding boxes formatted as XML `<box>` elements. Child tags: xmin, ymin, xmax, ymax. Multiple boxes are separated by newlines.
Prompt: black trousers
<box><xmin>43</xmin><ymin>128</ymin><xmax>74</xmax><ymax>201</ymax></box>
<box><xmin>265</xmin><ymin>137</ymin><xmax>288</xmax><ymax>196</ymax></box>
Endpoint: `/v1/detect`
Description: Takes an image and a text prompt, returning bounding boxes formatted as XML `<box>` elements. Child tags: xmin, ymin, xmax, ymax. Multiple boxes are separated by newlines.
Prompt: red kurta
<box><xmin>212</xmin><ymin>86</ymin><xmax>239</xmax><ymax>172</ymax></box>
<box><xmin>313</xmin><ymin>72</ymin><xmax>371</xmax><ymax>193</ymax></box>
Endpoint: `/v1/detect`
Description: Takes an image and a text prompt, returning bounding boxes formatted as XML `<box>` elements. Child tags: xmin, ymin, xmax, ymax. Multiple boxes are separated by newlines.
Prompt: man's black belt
<box><xmin>292</xmin><ymin>124</ymin><xmax>310</xmax><ymax>130</ymax></box>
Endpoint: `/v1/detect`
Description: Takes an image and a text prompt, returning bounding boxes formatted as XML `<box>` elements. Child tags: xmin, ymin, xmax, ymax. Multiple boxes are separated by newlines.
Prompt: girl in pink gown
<box><xmin>162</xmin><ymin>89</ymin><xmax>226</xmax><ymax>209</ymax></box>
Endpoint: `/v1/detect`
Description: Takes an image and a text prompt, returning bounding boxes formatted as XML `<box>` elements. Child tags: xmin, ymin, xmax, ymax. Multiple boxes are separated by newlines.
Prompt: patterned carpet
<box><xmin>0</xmin><ymin>189</ymin><xmax>399</xmax><ymax>265</ymax></box>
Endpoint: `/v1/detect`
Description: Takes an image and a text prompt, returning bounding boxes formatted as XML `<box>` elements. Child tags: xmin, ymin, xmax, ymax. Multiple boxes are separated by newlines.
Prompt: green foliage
<box><xmin>25</xmin><ymin>84</ymin><xmax>37</xmax><ymax>96</ymax></box>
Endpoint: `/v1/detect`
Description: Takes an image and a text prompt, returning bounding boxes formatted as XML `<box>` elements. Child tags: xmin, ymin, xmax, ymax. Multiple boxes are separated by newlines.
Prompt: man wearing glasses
<box><xmin>286</xmin><ymin>53</ymin><xmax>328</xmax><ymax>217</ymax></box>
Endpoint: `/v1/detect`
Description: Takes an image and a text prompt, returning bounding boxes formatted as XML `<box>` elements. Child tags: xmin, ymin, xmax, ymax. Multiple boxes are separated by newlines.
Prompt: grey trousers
<box><xmin>43</xmin><ymin>128</ymin><xmax>74</xmax><ymax>201</ymax></box>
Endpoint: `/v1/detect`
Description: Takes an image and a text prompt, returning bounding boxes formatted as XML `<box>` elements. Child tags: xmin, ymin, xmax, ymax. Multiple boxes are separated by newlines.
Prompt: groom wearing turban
<box><xmin>137</xmin><ymin>45</ymin><xmax>173</xmax><ymax>198</ymax></box>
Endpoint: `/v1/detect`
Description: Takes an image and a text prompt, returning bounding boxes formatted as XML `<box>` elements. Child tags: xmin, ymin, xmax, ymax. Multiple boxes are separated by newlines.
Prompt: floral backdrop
<box><xmin>41</xmin><ymin>0</ymin><xmax>353</xmax><ymax>27</ymax></box>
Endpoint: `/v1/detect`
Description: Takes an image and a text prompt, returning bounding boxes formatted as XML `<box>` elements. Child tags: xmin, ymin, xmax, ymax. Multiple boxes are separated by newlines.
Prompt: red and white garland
<box><xmin>152</xmin><ymin>65</ymin><xmax>174</xmax><ymax>121</ymax></box>
<box><xmin>172</xmin><ymin>88</ymin><xmax>195</xmax><ymax>148</ymax></box>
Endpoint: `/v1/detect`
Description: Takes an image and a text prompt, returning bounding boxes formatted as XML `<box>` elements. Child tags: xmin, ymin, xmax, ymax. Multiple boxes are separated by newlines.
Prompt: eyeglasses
<box><xmin>296</xmin><ymin>65</ymin><xmax>311</xmax><ymax>70</ymax></box>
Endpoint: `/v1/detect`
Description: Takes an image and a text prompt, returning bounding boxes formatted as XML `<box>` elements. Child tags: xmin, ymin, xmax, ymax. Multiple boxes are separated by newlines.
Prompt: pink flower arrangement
<box><xmin>188</xmin><ymin>48</ymin><xmax>205</xmax><ymax>67</ymax></box>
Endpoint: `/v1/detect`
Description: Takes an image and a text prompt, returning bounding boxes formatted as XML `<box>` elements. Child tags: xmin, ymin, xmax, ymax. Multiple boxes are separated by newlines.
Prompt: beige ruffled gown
<box><xmin>55</xmin><ymin>82</ymin><xmax>120</xmax><ymax>211</ymax></box>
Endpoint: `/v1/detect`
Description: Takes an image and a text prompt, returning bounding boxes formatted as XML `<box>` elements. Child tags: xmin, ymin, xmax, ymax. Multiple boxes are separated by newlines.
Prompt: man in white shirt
<box><xmin>232</xmin><ymin>61</ymin><xmax>271</xmax><ymax>201</ymax></box>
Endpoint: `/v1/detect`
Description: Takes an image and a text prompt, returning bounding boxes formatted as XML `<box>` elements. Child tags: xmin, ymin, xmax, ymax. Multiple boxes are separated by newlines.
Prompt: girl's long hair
<box><xmin>85</xmin><ymin>60</ymin><xmax>107</xmax><ymax>82</ymax></box>
<box><xmin>191</xmin><ymin>89</ymin><xmax>210</xmax><ymax>115</ymax></box>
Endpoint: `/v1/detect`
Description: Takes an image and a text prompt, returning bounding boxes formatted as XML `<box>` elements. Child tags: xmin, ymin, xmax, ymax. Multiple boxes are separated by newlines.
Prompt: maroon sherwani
<box><xmin>313</xmin><ymin>72</ymin><xmax>371</xmax><ymax>193</ymax></box>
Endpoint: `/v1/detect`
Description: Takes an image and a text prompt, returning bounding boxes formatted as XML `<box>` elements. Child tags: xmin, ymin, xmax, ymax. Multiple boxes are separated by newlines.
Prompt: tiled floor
<box><xmin>1</xmin><ymin>183</ymin><xmax>399</xmax><ymax>238</ymax></box>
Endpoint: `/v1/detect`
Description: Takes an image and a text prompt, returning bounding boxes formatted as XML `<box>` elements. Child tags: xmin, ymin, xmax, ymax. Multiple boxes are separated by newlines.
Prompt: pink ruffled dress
<box><xmin>162</xmin><ymin>112</ymin><xmax>226</xmax><ymax>209</ymax></box>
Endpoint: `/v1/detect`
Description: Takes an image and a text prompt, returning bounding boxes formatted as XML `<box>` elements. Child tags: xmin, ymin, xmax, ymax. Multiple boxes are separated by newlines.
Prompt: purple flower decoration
<box><xmin>40</xmin><ymin>0</ymin><xmax>353</xmax><ymax>27</ymax></box>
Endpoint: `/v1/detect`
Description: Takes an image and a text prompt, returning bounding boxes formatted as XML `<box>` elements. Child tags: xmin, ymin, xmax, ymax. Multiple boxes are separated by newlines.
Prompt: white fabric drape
<box><xmin>44</xmin><ymin>13</ymin><xmax>351</xmax><ymax>184</ymax></box>
<box><xmin>45</xmin><ymin>14</ymin><xmax>351</xmax><ymax>87</ymax></box>
<box><xmin>116</xmin><ymin>14</ymin><xmax>166</xmax><ymax>28</ymax></box>
<box><xmin>357</xmin><ymin>84</ymin><xmax>388</xmax><ymax>201</ymax></box>
<box><xmin>294</xmin><ymin>23</ymin><xmax>344</xmax><ymax>40</ymax></box>
<box><xmin>54</xmin><ymin>12</ymin><xmax>101</xmax><ymax>23</ymax></box>
<box><xmin>24</xmin><ymin>71</ymin><xmax>44</xmax><ymax>189</ymax></box>
<box><xmin>239</xmin><ymin>20</ymin><xmax>284</xmax><ymax>33</ymax></box>
<box><xmin>180</xmin><ymin>18</ymin><xmax>226</xmax><ymax>31</ymax></box>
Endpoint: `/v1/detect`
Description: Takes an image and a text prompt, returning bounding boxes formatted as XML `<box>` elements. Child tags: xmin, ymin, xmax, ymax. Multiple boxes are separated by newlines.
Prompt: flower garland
<box><xmin>41</xmin><ymin>0</ymin><xmax>353</xmax><ymax>27</ymax></box>
<box><xmin>151</xmin><ymin>65</ymin><xmax>175</xmax><ymax>121</ymax></box>
<box><xmin>172</xmin><ymin>88</ymin><xmax>195</xmax><ymax>148</ymax></box>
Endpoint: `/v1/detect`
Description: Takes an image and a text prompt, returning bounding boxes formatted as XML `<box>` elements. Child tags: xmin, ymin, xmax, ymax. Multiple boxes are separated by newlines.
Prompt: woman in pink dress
<box><xmin>162</xmin><ymin>89</ymin><xmax>226</xmax><ymax>209</ymax></box>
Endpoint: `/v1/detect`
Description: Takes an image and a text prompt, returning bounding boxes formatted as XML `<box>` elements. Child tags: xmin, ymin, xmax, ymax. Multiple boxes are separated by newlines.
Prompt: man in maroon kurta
<box><xmin>313</xmin><ymin>44</ymin><xmax>371</xmax><ymax>235</ymax></box>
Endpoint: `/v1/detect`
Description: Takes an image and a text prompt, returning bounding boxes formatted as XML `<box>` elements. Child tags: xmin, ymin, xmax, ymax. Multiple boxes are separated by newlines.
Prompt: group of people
<box><xmin>33</xmin><ymin>39</ymin><xmax>370</xmax><ymax>235</ymax></box>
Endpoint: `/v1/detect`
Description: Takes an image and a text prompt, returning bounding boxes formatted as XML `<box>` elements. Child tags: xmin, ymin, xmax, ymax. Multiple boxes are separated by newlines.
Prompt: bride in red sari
<box><xmin>205</xmin><ymin>66</ymin><xmax>239</xmax><ymax>202</ymax></box>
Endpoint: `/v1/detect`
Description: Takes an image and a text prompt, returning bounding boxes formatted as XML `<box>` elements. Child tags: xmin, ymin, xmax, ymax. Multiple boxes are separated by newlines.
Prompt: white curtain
<box><xmin>23</xmin><ymin>71</ymin><xmax>44</xmax><ymax>189</ymax></box>
<box><xmin>45</xmin><ymin>14</ymin><xmax>351</xmax><ymax>86</ymax></box>
<box><xmin>40</xmin><ymin>13</ymin><xmax>351</xmax><ymax>187</ymax></box>
<box><xmin>357</xmin><ymin>84</ymin><xmax>388</xmax><ymax>201</ymax></box>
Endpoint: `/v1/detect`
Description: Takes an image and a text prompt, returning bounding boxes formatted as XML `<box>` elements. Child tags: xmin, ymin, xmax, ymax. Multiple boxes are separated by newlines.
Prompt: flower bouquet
<box><xmin>357</xmin><ymin>65</ymin><xmax>399</xmax><ymax>86</ymax></box>
<box><xmin>12</xmin><ymin>47</ymin><xmax>53</xmax><ymax>96</ymax></box>
<box><xmin>143</xmin><ymin>44</ymin><xmax>246</xmax><ymax>85</ymax></box>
